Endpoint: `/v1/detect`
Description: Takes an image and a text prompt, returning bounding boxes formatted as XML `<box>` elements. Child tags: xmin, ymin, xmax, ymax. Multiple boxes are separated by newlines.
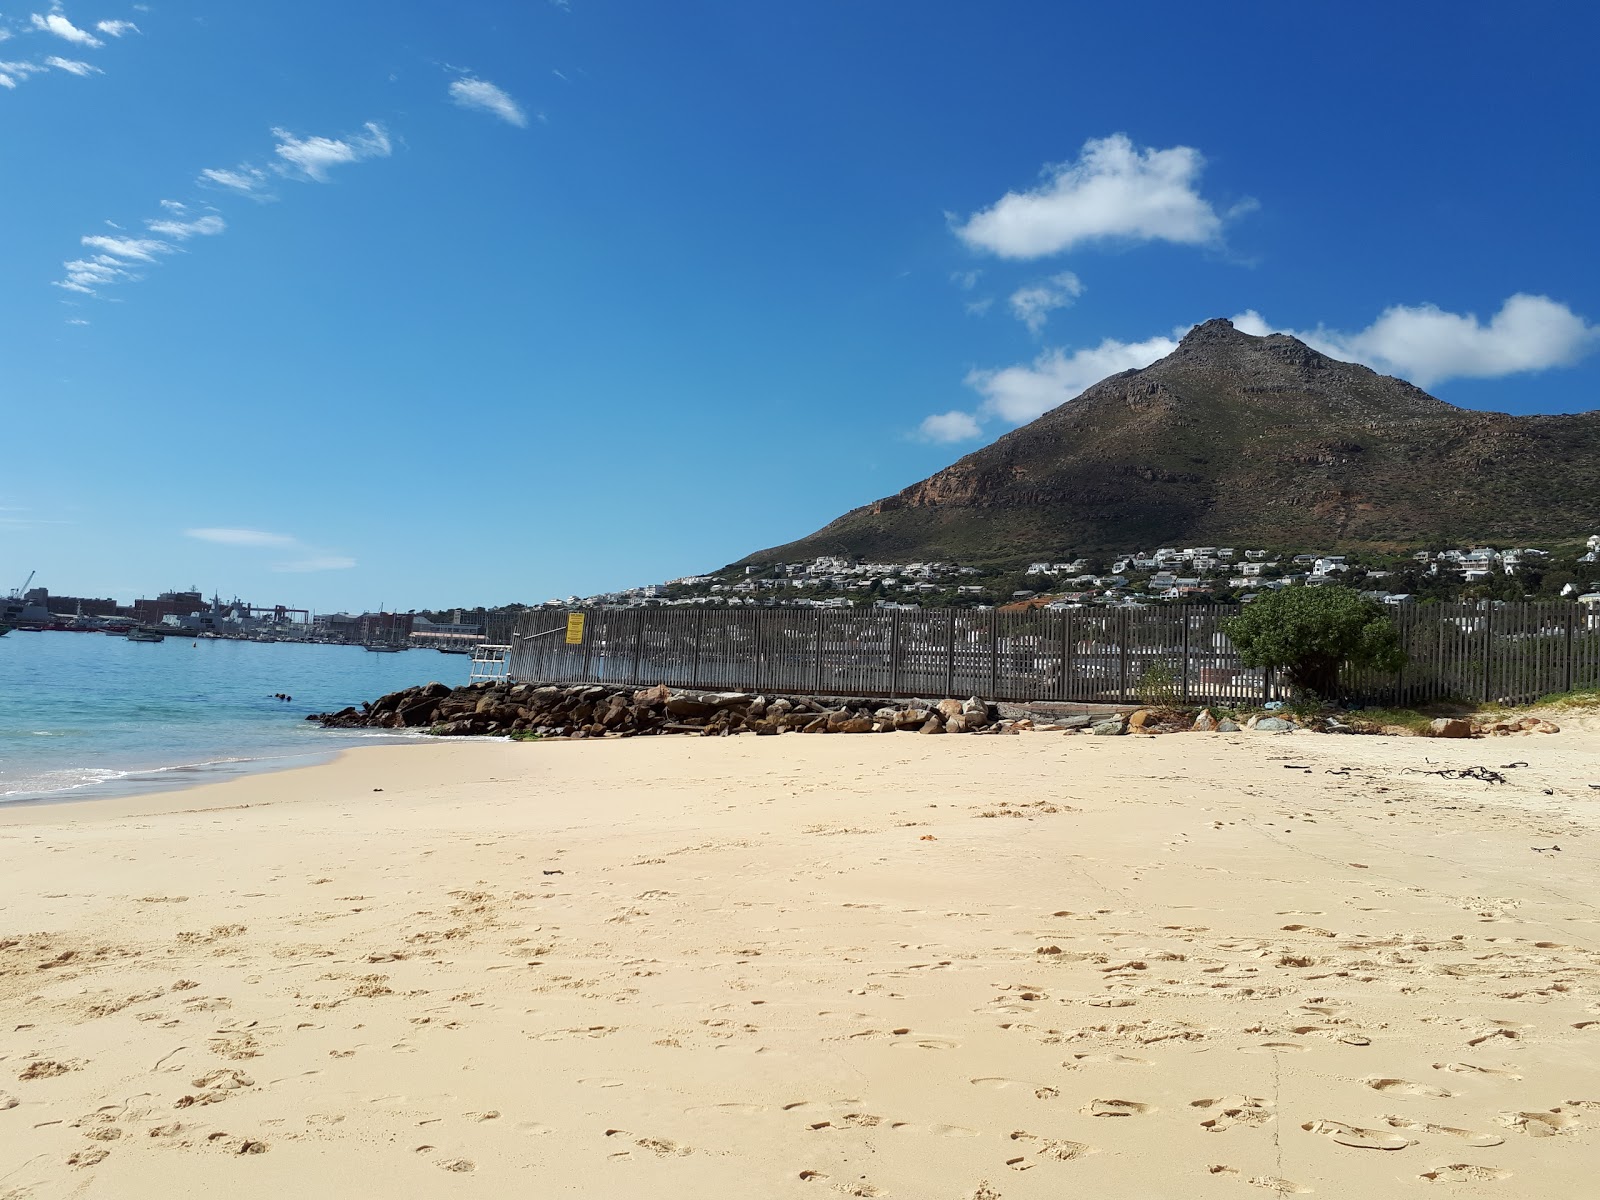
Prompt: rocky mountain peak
<box><xmin>1177</xmin><ymin>316</ymin><xmax>1247</xmax><ymax>347</ymax></box>
<box><xmin>734</xmin><ymin>321</ymin><xmax>1600</xmax><ymax>564</ymax></box>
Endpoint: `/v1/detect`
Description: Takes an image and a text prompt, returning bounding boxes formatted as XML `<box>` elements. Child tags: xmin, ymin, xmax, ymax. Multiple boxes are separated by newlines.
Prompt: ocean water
<box><xmin>0</xmin><ymin>632</ymin><xmax>471</xmax><ymax>803</ymax></box>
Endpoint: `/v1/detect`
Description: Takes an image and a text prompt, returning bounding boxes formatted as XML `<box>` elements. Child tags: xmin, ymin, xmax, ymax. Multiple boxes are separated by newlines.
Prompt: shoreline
<box><xmin>0</xmin><ymin>730</ymin><xmax>456</xmax><ymax>812</ymax></box>
<box><xmin>3</xmin><ymin>729</ymin><xmax>1598</xmax><ymax>1196</ymax></box>
<box><xmin>0</xmin><ymin>737</ymin><xmax>512</xmax><ymax>825</ymax></box>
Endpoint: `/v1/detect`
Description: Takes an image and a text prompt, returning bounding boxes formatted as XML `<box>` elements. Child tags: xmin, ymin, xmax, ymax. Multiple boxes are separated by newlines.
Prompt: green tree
<box><xmin>1224</xmin><ymin>586</ymin><xmax>1407</xmax><ymax>698</ymax></box>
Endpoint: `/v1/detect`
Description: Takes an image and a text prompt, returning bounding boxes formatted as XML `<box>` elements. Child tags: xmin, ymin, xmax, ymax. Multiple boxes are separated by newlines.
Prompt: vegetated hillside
<box><xmin>738</xmin><ymin>318</ymin><xmax>1600</xmax><ymax>565</ymax></box>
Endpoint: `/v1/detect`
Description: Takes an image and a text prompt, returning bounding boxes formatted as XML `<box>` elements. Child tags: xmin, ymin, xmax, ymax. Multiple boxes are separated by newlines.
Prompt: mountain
<box><xmin>738</xmin><ymin>318</ymin><xmax>1600</xmax><ymax>565</ymax></box>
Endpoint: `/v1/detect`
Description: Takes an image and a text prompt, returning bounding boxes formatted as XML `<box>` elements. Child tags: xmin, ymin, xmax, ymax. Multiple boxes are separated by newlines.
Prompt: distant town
<box><xmin>556</xmin><ymin>537</ymin><xmax>1600</xmax><ymax>614</ymax></box>
<box><xmin>7</xmin><ymin>536</ymin><xmax>1599</xmax><ymax>649</ymax></box>
<box><xmin>1</xmin><ymin>585</ymin><xmax>492</xmax><ymax>652</ymax></box>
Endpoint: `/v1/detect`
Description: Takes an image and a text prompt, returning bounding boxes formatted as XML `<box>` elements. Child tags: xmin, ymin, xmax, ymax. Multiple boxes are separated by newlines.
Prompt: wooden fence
<box><xmin>506</xmin><ymin>602</ymin><xmax>1600</xmax><ymax>707</ymax></box>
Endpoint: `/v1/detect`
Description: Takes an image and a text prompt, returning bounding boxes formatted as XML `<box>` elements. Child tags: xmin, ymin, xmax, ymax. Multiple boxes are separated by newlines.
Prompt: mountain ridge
<box><xmin>736</xmin><ymin>318</ymin><xmax>1600</xmax><ymax>565</ymax></box>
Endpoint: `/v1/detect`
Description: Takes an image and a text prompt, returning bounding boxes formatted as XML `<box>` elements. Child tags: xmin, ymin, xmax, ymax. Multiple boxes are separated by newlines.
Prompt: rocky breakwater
<box><xmin>308</xmin><ymin>681</ymin><xmax>1003</xmax><ymax>739</ymax></box>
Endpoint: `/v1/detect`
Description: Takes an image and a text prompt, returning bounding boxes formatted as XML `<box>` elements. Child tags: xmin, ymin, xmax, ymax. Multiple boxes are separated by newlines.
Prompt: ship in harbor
<box><xmin>1</xmin><ymin>572</ymin><xmax>34</xmax><ymax>637</ymax></box>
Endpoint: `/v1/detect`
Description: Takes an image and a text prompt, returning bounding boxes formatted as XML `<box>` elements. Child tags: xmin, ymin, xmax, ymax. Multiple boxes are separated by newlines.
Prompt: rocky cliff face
<box><xmin>739</xmin><ymin>319</ymin><xmax>1600</xmax><ymax>562</ymax></box>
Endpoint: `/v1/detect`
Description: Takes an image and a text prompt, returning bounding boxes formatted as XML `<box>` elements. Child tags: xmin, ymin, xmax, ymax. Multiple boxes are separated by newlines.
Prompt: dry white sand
<box><xmin>3</xmin><ymin>725</ymin><xmax>1599</xmax><ymax>1198</ymax></box>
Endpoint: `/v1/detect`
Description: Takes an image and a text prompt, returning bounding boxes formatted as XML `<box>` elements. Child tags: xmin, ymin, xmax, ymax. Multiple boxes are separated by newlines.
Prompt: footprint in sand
<box><xmin>970</xmin><ymin>1077</ymin><xmax>1047</xmax><ymax>1092</ymax></box>
<box><xmin>1419</xmin><ymin>1164</ymin><xmax>1511</xmax><ymax>1183</ymax></box>
<box><xmin>1498</xmin><ymin>1110</ymin><xmax>1581</xmax><ymax>1137</ymax></box>
<box><xmin>1248</xmin><ymin>1177</ymin><xmax>1312</xmax><ymax>1195</ymax></box>
<box><xmin>1069</xmin><ymin>1052</ymin><xmax>1151</xmax><ymax>1066</ymax></box>
<box><xmin>1192</xmin><ymin>1096</ymin><xmax>1273</xmax><ymax>1132</ymax></box>
<box><xmin>1083</xmin><ymin>1099</ymin><xmax>1151</xmax><ymax>1118</ymax></box>
<box><xmin>1384</xmin><ymin>1116</ymin><xmax>1503</xmax><ymax>1148</ymax></box>
<box><xmin>889</xmin><ymin>1036</ymin><xmax>958</xmax><ymax>1050</ymax></box>
<box><xmin>1010</xmin><ymin>1130</ymin><xmax>1092</xmax><ymax>1161</ymax></box>
<box><xmin>1365</xmin><ymin>1078</ymin><xmax>1451</xmax><ymax>1098</ymax></box>
<box><xmin>1301</xmin><ymin>1119</ymin><xmax>1411</xmax><ymax>1150</ymax></box>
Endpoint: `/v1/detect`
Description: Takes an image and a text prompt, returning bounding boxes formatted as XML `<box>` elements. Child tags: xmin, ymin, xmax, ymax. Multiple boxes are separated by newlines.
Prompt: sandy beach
<box><xmin>3</xmin><ymin>725</ymin><xmax>1599</xmax><ymax>1198</ymax></box>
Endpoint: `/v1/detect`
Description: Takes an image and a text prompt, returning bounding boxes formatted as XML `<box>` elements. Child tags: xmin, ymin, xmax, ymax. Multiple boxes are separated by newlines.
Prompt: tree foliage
<box><xmin>1224</xmin><ymin>586</ymin><xmax>1407</xmax><ymax>697</ymax></box>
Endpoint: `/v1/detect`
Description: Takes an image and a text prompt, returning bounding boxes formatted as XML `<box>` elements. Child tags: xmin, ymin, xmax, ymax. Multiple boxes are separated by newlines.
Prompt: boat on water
<box><xmin>363</xmin><ymin>642</ymin><xmax>406</xmax><ymax>653</ymax></box>
<box><xmin>127</xmin><ymin>628</ymin><xmax>166</xmax><ymax>643</ymax></box>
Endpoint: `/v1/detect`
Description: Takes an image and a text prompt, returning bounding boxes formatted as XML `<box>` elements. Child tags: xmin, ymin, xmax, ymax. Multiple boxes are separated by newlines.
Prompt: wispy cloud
<box><xmin>449</xmin><ymin>76</ymin><xmax>528</xmax><ymax>127</ymax></box>
<box><xmin>145</xmin><ymin>213</ymin><xmax>225</xmax><ymax>239</ymax></box>
<box><xmin>30</xmin><ymin>10</ymin><xmax>102</xmax><ymax>47</ymax></box>
<box><xmin>186</xmin><ymin>527</ymin><xmax>356</xmax><ymax>572</ymax></box>
<box><xmin>1008</xmin><ymin>271</ymin><xmax>1083</xmax><ymax>334</ymax></box>
<box><xmin>1</xmin><ymin>57</ymin><xmax>52</xmax><ymax>88</ymax></box>
<box><xmin>43</xmin><ymin>54</ymin><xmax>98</xmax><ymax>75</ymax></box>
<box><xmin>271</xmin><ymin>121</ymin><xmax>392</xmax><ymax>181</ymax></box>
<box><xmin>186</xmin><ymin>528</ymin><xmax>297</xmax><ymax>548</ymax></box>
<box><xmin>198</xmin><ymin>165</ymin><xmax>272</xmax><ymax>198</ymax></box>
<box><xmin>956</xmin><ymin>133</ymin><xmax>1246</xmax><ymax>259</ymax></box>
<box><xmin>95</xmin><ymin>19</ymin><xmax>138</xmax><ymax>37</ymax></box>
<box><xmin>80</xmin><ymin>234</ymin><xmax>172</xmax><ymax>261</ymax></box>
<box><xmin>62</xmin><ymin>121</ymin><xmax>393</xmax><ymax>300</ymax></box>
<box><xmin>274</xmin><ymin>555</ymin><xmax>356</xmax><ymax>573</ymax></box>
<box><xmin>56</xmin><ymin>254</ymin><xmax>137</xmax><ymax>294</ymax></box>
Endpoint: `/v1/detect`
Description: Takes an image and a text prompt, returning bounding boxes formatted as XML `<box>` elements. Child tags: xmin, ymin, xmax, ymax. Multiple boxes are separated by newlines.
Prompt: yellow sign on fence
<box><xmin>565</xmin><ymin>612</ymin><xmax>586</xmax><ymax>645</ymax></box>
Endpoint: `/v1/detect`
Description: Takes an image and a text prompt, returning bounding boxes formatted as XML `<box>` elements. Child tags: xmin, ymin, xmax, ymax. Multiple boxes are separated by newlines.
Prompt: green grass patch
<box><xmin>1529</xmin><ymin>686</ymin><xmax>1600</xmax><ymax>710</ymax></box>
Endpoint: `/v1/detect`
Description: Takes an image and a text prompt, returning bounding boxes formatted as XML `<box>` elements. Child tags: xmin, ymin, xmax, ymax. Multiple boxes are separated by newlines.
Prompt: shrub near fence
<box><xmin>507</xmin><ymin>602</ymin><xmax>1600</xmax><ymax>707</ymax></box>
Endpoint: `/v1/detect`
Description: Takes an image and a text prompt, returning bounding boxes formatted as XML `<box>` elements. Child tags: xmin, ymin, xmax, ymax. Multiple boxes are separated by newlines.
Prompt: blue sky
<box><xmin>2</xmin><ymin>0</ymin><xmax>1596</xmax><ymax>611</ymax></box>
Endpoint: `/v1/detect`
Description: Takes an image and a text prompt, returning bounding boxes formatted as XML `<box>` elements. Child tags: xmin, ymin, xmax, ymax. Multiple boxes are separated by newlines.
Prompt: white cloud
<box><xmin>917</xmin><ymin>410</ymin><xmax>984</xmax><ymax>443</ymax></box>
<box><xmin>1008</xmin><ymin>271</ymin><xmax>1083</xmax><ymax>334</ymax></box>
<box><xmin>449</xmin><ymin>77</ymin><xmax>528</xmax><ymax>127</ymax></box>
<box><xmin>951</xmin><ymin>270</ymin><xmax>981</xmax><ymax>291</ymax></box>
<box><xmin>271</xmin><ymin>121</ymin><xmax>391</xmax><ymax>182</ymax></box>
<box><xmin>30</xmin><ymin>11</ymin><xmax>101</xmax><ymax>47</ymax></box>
<box><xmin>186</xmin><ymin>527</ymin><xmax>354</xmax><ymax>571</ymax></box>
<box><xmin>80</xmin><ymin>234</ymin><xmax>171</xmax><ymax>261</ymax></box>
<box><xmin>956</xmin><ymin>134</ymin><xmax>1235</xmax><ymax>259</ymax></box>
<box><xmin>273</xmin><ymin>555</ymin><xmax>356</xmax><ymax>573</ymax></box>
<box><xmin>66</xmin><ymin>316</ymin><xmax>89</xmax><ymax>325</ymax></box>
<box><xmin>95</xmin><ymin>19</ymin><xmax>139</xmax><ymax>36</ymax></box>
<box><xmin>1</xmin><ymin>58</ymin><xmax>49</xmax><ymax>87</ymax></box>
<box><xmin>1231</xmin><ymin>296</ymin><xmax>1599</xmax><ymax>389</ymax></box>
<box><xmin>146</xmin><ymin>213</ymin><xmax>224</xmax><ymax>239</ymax></box>
<box><xmin>44</xmin><ymin>55</ymin><xmax>100</xmax><ymax>75</ymax></box>
<box><xmin>920</xmin><ymin>293</ymin><xmax>1599</xmax><ymax>444</ymax></box>
<box><xmin>55</xmin><ymin>253</ymin><xmax>137</xmax><ymax>293</ymax></box>
<box><xmin>1316</xmin><ymin>295</ymin><xmax>1596</xmax><ymax>388</ymax></box>
<box><xmin>159</xmin><ymin>199</ymin><xmax>186</xmax><ymax>212</ymax></box>
<box><xmin>185</xmin><ymin>527</ymin><xmax>297</xmax><ymax>548</ymax></box>
<box><xmin>0</xmin><ymin>73</ymin><xmax>13</xmax><ymax>89</ymax></box>
<box><xmin>198</xmin><ymin>165</ymin><xmax>271</xmax><ymax>196</ymax></box>
<box><xmin>967</xmin><ymin>334</ymin><xmax>1181</xmax><ymax>427</ymax></box>
<box><xmin>964</xmin><ymin>296</ymin><xmax>994</xmax><ymax>317</ymax></box>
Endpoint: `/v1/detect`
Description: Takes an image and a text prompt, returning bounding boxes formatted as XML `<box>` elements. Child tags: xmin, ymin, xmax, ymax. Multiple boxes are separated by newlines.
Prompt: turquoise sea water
<box><xmin>0</xmin><ymin>632</ymin><xmax>470</xmax><ymax>802</ymax></box>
